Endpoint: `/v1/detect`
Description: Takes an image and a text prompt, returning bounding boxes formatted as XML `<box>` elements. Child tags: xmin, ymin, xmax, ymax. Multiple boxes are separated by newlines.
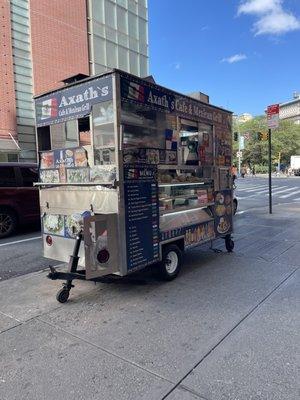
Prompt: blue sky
<box><xmin>148</xmin><ymin>0</ymin><xmax>300</xmax><ymax>116</ymax></box>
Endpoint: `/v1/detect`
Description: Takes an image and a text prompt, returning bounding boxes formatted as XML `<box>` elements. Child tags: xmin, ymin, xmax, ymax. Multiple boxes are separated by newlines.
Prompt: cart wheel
<box><xmin>233</xmin><ymin>199</ymin><xmax>238</xmax><ymax>215</ymax></box>
<box><xmin>56</xmin><ymin>288</ymin><xmax>70</xmax><ymax>303</ymax></box>
<box><xmin>157</xmin><ymin>244</ymin><xmax>182</xmax><ymax>281</ymax></box>
<box><xmin>225</xmin><ymin>235</ymin><xmax>234</xmax><ymax>252</ymax></box>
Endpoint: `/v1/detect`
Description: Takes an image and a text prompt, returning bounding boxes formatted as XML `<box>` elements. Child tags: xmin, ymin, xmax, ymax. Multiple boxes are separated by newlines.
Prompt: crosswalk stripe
<box><xmin>264</xmin><ymin>187</ymin><xmax>296</xmax><ymax>196</ymax></box>
<box><xmin>279</xmin><ymin>189</ymin><xmax>300</xmax><ymax>198</ymax></box>
<box><xmin>255</xmin><ymin>189</ymin><xmax>271</xmax><ymax>194</ymax></box>
<box><xmin>236</xmin><ymin>186</ymin><xmax>300</xmax><ymax>199</ymax></box>
<box><xmin>237</xmin><ymin>185</ymin><xmax>269</xmax><ymax>192</ymax></box>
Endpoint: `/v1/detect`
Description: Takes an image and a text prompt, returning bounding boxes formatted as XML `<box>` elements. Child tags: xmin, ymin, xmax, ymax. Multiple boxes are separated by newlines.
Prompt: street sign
<box><xmin>236</xmin><ymin>151</ymin><xmax>242</xmax><ymax>158</ymax></box>
<box><xmin>267</xmin><ymin>104</ymin><xmax>279</xmax><ymax>129</ymax></box>
<box><xmin>239</xmin><ymin>136</ymin><xmax>245</xmax><ymax>150</ymax></box>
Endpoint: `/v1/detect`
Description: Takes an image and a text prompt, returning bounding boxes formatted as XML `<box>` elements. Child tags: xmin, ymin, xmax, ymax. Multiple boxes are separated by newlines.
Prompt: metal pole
<box><xmin>238</xmin><ymin>124</ymin><xmax>241</xmax><ymax>175</ymax></box>
<box><xmin>268</xmin><ymin>128</ymin><xmax>272</xmax><ymax>214</ymax></box>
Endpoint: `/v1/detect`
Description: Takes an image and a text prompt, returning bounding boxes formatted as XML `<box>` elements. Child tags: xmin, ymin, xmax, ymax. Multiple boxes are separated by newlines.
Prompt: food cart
<box><xmin>34</xmin><ymin>70</ymin><xmax>234</xmax><ymax>303</ymax></box>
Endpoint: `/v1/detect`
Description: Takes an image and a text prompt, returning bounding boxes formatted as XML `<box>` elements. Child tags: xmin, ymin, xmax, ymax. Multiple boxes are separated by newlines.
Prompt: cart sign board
<box><xmin>120</xmin><ymin>75</ymin><xmax>230</xmax><ymax>127</ymax></box>
<box><xmin>35</xmin><ymin>75</ymin><xmax>113</xmax><ymax>127</ymax></box>
<box><xmin>267</xmin><ymin>104</ymin><xmax>279</xmax><ymax>129</ymax></box>
<box><xmin>124</xmin><ymin>164</ymin><xmax>159</xmax><ymax>271</ymax></box>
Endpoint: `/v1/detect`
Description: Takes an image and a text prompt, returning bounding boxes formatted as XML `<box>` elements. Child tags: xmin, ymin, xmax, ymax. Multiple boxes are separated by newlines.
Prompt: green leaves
<box><xmin>232</xmin><ymin>116</ymin><xmax>300</xmax><ymax>167</ymax></box>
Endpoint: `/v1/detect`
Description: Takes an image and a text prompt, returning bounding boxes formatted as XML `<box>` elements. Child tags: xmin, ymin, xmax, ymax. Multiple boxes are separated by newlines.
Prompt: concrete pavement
<box><xmin>0</xmin><ymin>203</ymin><xmax>299</xmax><ymax>400</ymax></box>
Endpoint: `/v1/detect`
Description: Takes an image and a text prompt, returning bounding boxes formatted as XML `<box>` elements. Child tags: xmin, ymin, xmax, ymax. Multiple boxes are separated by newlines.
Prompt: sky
<box><xmin>148</xmin><ymin>0</ymin><xmax>300</xmax><ymax>116</ymax></box>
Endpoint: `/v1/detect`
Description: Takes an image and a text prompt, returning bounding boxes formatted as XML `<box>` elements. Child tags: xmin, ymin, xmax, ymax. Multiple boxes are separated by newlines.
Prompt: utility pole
<box><xmin>267</xmin><ymin>104</ymin><xmax>279</xmax><ymax>214</ymax></box>
<box><xmin>277</xmin><ymin>151</ymin><xmax>281</xmax><ymax>173</ymax></box>
<box><xmin>236</xmin><ymin>116</ymin><xmax>241</xmax><ymax>175</ymax></box>
<box><xmin>268</xmin><ymin>128</ymin><xmax>272</xmax><ymax>214</ymax></box>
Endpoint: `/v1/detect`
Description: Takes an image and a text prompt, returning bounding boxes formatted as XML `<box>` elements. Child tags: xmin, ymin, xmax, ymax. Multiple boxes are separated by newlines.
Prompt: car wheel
<box><xmin>0</xmin><ymin>208</ymin><xmax>18</xmax><ymax>238</ymax></box>
<box><xmin>156</xmin><ymin>244</ymin><xmax>183</xmax><ymax>281</ymax></box>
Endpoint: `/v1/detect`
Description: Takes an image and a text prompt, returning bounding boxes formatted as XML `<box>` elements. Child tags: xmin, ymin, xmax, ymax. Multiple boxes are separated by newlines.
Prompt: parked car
<box><xmin>0</xmin><ymin>163</ymin><xmax>40</xmax><ymax>238</ymax></box>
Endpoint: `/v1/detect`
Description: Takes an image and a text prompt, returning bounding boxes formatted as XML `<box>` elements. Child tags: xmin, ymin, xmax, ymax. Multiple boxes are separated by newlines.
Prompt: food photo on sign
<box><xmin>214</xmin><ymin>191</ymin><xmax>232</xmax><ymax>235</ymax></box>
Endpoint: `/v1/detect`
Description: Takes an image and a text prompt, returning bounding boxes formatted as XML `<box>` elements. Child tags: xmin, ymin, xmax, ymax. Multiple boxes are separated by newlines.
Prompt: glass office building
<box><xmin>88</xmin><ymin>0</ymin><xmax>149</xmax><ymax>77</ymax></box>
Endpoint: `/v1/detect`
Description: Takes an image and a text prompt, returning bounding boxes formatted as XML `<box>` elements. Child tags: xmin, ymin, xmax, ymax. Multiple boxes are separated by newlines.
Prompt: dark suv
<box><xmin>0</xmin><ymin>163</ymin><xmax>40</xmax><ymax>238</ymax></box>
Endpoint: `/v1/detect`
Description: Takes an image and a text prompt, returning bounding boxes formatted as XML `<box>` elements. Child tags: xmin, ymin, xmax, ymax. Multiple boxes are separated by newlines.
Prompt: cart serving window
<box><xmin>34</xmin><ymin>70</ymin><xmax>234</xmax><ymax>303</ymax></box>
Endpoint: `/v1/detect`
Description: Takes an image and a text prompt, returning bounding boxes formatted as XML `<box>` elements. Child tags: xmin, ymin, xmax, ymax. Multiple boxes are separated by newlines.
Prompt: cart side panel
<box><xmin>40</xmin><ymin>187</ymin><xmax>119</xmax><ymax>267</ymax></box>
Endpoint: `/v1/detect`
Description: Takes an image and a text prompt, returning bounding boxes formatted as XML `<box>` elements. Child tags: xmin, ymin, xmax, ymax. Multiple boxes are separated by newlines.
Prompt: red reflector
<box><xmin>46</xmin><ymin>235</ymin><xmax>53</xmax><ymax>246</ymax></box>
<box><xmin>97</xmin><ymin>249</ymin><xmax>109</xmax><ymax>263</ymax></box>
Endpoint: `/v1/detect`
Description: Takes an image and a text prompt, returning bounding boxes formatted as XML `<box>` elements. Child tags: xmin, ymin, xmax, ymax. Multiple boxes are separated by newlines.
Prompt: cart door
<box><xmin>84</xmin><ymin>214</ymin><xmax>119</xmax><ymax>279</ymax></box>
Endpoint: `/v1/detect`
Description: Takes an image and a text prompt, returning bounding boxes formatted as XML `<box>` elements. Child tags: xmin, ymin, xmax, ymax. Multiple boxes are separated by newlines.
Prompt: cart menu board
<box><xmin>124</xmin><ymin>164</ymin><xmax>159</xmax><ymax>271</ymax></box>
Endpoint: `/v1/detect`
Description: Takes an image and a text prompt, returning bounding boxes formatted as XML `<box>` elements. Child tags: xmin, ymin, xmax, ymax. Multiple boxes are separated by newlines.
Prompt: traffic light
<box><xmin>234</xmin><ymin>132</ymin><xmax>238</xmax><ymax>141</ymax></box>
<box><xmin>263</xmin><ymin>132</ymin><xmax>269</xmax><ymax>141</ymax></box>
<box><xmin>256</xmin><ymin>132</ymin><xmax>263</xmax><ymax>141</ymax></box>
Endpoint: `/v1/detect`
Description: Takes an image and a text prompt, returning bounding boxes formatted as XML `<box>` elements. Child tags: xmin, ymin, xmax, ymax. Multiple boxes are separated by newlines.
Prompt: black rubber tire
<box><xmin>233</xmin><ymin>199</ymin><xmax>238</xmax><ymax>215</ymax></box>
<box><xmin>156</xmin><ymin>244</ymin><xmax>183</xmax><ymax>281</ymax></box>
<box><xmin>0</xmin><ymin>207</ymin><xmax>18</xmax><ymax>239</ymax></box>
<box><xmin>56</xmin><ymin>288</ymin><xmax>70</xmax><ymax>303</ymax></box>
<box><xmin>225</xmin><ymin>235</ymin><xmax>234</xmax><ymax>252</ymax></box>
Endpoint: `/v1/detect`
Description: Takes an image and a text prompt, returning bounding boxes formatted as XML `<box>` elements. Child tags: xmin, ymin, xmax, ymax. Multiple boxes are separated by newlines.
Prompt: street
<box><xmin>1</xmin><ymin>176</ymin><xmax>300</xmax><ymax>281</ymax></box>
<box><xmin>235</xmin><ymin>175</ymin><xmax>300</xmax><ymax>212</ymax></box>
<box><xmin>0</xmin><ymin>229</ymin><xmax>49</xmax><ymax>281</ymax></box>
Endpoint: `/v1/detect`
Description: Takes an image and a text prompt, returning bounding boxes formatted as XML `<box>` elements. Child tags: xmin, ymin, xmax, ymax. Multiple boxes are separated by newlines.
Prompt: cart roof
<box><xmin>34</xmin><ymin>69</ymin><xmax>232</xmax><ymax>114</ymax></box>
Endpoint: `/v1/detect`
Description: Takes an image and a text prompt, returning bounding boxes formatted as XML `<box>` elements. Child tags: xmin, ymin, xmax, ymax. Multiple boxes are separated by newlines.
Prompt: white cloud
<box><xmin>221</xmin><ymin>54</ymin><xmax>247</xmax><ymax>63</ymax></box>
<box><xmin>238</xmin><ymin>0</ymin><xmax>281</xmax><ymax>15</ymax></box>
<box><xmin>254</xmin><ymin>10</ymin><xmax>300</xmax><ymax>35</ymax></box>
<box><xmin>170</xmin><ymin>62</ymin><xmax>181</xmax><ymax>70</ymax></box>
<box><xmin>238</xmin><ymin>0</ymin><xmax>300</xmax><ymax>35</ymax></box>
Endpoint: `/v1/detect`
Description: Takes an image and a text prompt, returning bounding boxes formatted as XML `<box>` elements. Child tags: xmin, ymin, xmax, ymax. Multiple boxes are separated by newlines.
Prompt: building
<box><xmin>279</xmin><ymin>92</ymin><xmax>300</xmax><ymax>125</ymax></box>
<box><xmin>0</xmin><ymin>0</ymin><xmax>149</xmax><ymax>162</ymax></box>
<box><xmin>235</xmin><ymin>113</ymin><xmax>253</xmax><ymax>124</ymax></box>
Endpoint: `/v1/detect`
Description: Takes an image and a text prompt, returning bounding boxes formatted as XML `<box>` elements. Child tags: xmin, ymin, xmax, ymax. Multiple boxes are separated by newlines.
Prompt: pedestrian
<box><xmin>241</xmin><ymin>166</ymin><xmax>246</xmax><ymax>178</ymax></box>
<box><xmin>252</xmin><ymin>166</ymin><xmax>256</xmax><ymax>177</ymax></box>
<box><xmin>231</xmin><ymin>164</ymin><xmax>238</xmax><ymax>181</ymax></box>
<box><xmin>288</xmin><ymin>166</ymin><xmax>292</xmax><ymax>177</ymax></box>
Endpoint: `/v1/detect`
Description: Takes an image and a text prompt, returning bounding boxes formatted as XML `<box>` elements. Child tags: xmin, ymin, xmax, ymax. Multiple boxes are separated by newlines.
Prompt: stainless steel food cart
<box><xmin>34</xmin><ymin>69</ymin><xmax>234</xmax><ymax>303</ymax></box>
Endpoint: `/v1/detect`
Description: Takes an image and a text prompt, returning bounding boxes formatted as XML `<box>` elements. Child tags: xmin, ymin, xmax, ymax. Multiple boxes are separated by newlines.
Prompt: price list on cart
<box><xmin>124</xmin><ymin>164</ymin><xmax>159</xmax><ymax>270</ymax></box>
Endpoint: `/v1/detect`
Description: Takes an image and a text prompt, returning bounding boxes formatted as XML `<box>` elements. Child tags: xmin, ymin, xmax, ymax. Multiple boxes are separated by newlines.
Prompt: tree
<box><xmin>232</xmin><ymin>116</ymin><xmax>300</xmax><ymax>169</ymax></box>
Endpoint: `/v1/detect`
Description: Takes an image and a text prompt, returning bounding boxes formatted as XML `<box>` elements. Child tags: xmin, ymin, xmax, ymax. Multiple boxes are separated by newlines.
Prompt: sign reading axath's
<box><xmin>35</xmin><ymin>76</ymin><xmax>112</xmax><ymax>127</ymax></box>
<box><xmin>121</xmin><ymin>76</ymin><xmax>228</xmax><ymax>126</ymax></box>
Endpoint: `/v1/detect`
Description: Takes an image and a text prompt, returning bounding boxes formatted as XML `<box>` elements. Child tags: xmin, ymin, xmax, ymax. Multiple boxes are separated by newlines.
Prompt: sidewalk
<box><xmin>0</xmin><ymin>203</ymin><xmax>299</xmax><ymax>400</ymax></box>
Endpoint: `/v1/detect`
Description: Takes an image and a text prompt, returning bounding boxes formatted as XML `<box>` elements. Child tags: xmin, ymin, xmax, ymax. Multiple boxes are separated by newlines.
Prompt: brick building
<box><xmin>0</xmin><ymin>0</ymin><xmax>149</xmax><ymax>162</ymax></box>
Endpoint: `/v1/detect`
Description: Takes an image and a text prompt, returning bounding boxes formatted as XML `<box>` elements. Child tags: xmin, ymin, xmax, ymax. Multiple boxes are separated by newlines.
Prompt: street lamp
<box><xmin>233</xmin><ymin>114</ymin><xmax>241</xmax><ymax>175</ymax></box>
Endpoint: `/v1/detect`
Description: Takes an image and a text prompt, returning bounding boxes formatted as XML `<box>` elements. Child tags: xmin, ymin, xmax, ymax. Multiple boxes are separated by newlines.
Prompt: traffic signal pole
<box><xmin>268</xmin><ymin>128</ymin><xmax>272</xmax><ymax>214</ymax></box>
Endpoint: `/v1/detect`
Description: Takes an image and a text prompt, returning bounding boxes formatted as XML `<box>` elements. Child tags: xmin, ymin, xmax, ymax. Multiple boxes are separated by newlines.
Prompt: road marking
<box><xmin>0</xmin><ymin>236</ymin><xmax>41</xmax><ymax>247</ymax></box>
<box><xmin>272</xmin><ymin>186</ymin><xmax>291</xmax><ymax>194</ymax></box>
<box><xmin>279</xmin><ymin>189</ymin><xmax>300</xmax><ymax>199</ymax></box>
<box><xmin>264</xmin><ymin>186</ymin><xmax>297</xmax><ymax>196</ymax></box>
<box><xmin>237</xmin><ymin>185</ymin><xmax>267</xmax><ymax>192</ymax></box>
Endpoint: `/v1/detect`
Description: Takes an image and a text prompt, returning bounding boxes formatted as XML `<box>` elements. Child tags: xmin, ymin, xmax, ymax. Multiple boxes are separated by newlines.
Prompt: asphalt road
<box><xmin>1</xmin><ymin>175</ymin><xmax>299</xmax><ymax>281</ymax></box>
<box><xmin>0</xmin><ymin>227</ymin><xmax>52</xmax><ymax>281</ymax></box>
<box><xmin>235</xmin><ymin>175</ymin><xmax>300</xmax><ymax>212</ymax></box>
